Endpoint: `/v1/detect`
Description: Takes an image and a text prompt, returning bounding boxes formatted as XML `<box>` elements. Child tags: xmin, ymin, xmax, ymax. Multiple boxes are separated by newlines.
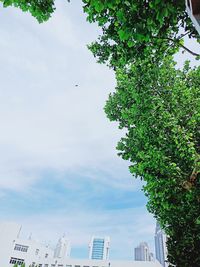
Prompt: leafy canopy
<box><xmin>105</xmin><ymin>57</ymin><xmax>200</xmax><ymax>267</ymax></box>
<box><xmin>82</xmin><ymin>0</ymin><xmax>199</xmax><ymax>67</ymax></box>
<box><xmin>0</xmin><ymin>0</ymin><xmax>55</xmax><ymax>22</ymax></box>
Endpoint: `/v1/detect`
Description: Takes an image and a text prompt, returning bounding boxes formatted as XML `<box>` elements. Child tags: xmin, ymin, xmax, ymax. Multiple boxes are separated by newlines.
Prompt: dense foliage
<box><xmin>82</xmin><ymin>0</ymin><xmax>199</xmax><ymax>67</ymax></box>
<box><xmin>105</xmin><ymin>57</ymin><xmax>200</xmax><ymax>266</ymax></box>
<box><xmin>13</xmin><ymin>264</ymin><xmax>25</xmax><ymax>267</ymax></box>
<box><xmin>0</xmin><ymin>0</ymin><xmax>55</xmax><ymax>22</ymax></box>
<box><xmin>82</xmin><ymin>2</ymin><xmax>200</xmax><ymax>266</ymax></box>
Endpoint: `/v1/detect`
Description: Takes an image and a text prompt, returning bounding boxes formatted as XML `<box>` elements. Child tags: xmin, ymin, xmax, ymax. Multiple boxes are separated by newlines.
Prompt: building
<box><xmin>134</xmin><ymin>242</ymin><xmax>153</xmax><ymax>262</ymax></box>
<box><xmin>0</xmin><ymin>222</ymin><xmax>70</xmax><ymax>267</ymax></box>
<box><xmin>0</xmin><ymin>222</ymin><xmax>54</xmax><ymax>267</ymax></box>
<box><xmin>149</xmin><ymin>253</ymin><xmax>154</xmax><ymax>262</ymax></box>
<box><xmin>40</xmin><ymin>258</ymin><xmax>162</xmax><ymax>267</ymax></box>
<box><xmin>186</xmin><ymin>0</ymin><xmax>200</xmax><ymax>35</ymax></box>
<box><xmin>0</xmin><ymin>222</ymin><xmax>162</xmax><ymax>267</ymax></box>
<box><xmin>54</xmin><ymin>235</ymin><xmax>71</xmax><ymax>259</ymax></box>
<box><xmin>154</xmin><ymin>223</ymin><xmax>168</xmax><ymax>267</ymax></box>
<box><xmin>89</xmin><ymin>236</ymin><xmax>110</xmax><ymax>260</ymax></box>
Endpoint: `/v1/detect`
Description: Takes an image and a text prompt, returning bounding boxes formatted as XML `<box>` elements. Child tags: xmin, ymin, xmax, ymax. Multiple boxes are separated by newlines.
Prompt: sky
<box><xmin>0</xmin><ymin>0</ymin><xmax>199</xmax><ymax>261</ymax></box>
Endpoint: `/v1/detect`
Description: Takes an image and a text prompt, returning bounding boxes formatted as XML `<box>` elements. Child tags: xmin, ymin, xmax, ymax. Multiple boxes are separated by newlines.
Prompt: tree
<box><xmin>83</xmin><ymin>0</ymin><xmax>199</xmax><ymax>67</ymax></box>
<box><xmin>1</xmin><ymin>0</ymin><xmax>199</xmax><ymax>62</ymax></box>
<box><xmin>105</xmin><ymin>57</ymin><xmax>200</xmax><ymax>266</ymax></box>
<box><xmin>1</xmin><ymin>0</ymin><xmax>200</xmax><ymax>265</ymax></box>
<box><xmin>0</xmin><ymin>0</ymin><xmax>56</xmax><ymax>22</ymax></box>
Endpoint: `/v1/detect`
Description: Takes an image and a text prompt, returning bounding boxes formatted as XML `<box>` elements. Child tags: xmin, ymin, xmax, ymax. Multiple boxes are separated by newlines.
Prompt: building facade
<box><xmin>186</xmin><ymin>0</ymin><xmax>200</xmax><ymax>35</ymax></box>
<box><xmin>89</xmin><ymin>236</ymin><xmax>110</xmax><ymax>260</ymax></box>
<box><xmin>0</xmin><ymin>222</ymin><xmax>70</xmax><ymax>267</ymax></box>
<box><xmin>154</xmin><ymin>223</ymin><xmax>168</xmax><ymax>267</ymax></box>
<box><xmin>0</xmin><ymin>222</ymin><xmax>162</xmax><ymax>267</ymax></box>
<box><xmin>134</xmin><ymin>242</ymin><xmax>153</xmax><ymax>262</ymax></box>
<box><xmin>54</xmin><ymin>235</ymin><xmax>71</xmax><ymax>259</ymax></box>
<box><xmin>37</xmin><ymin>258</ymin><xmax>162</xmax><ymax>267</ymax></box>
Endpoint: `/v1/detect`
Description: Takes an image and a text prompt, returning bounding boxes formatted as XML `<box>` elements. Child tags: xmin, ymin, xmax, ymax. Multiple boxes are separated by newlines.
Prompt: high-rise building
<box><xmin>54</xmin><ymin>234</ymin><xmax>71</xmax><ymax>259</ymax></box>
<box><xmin>134</xmin><ymin>242</ymin><xmax>152</xmax><ymax>261</ymax></box>
<box><xmin>149</xmin><ymin>252</ymin><xmax>154</xmax><ymax>262</ymax></box>
<box><xmin>155</xmin><ymin>223</ymin><xmax>168</xmax><ymax>267</ymax></box>
<box><xmin>0</xmin><ymin>222</ymin><xmax>163</xmax><ymax>267</ymax></box>
<box><xmin>89</xmin><ymin>236</ymin><xmax>110</xmax><ymax>260</ymax></box>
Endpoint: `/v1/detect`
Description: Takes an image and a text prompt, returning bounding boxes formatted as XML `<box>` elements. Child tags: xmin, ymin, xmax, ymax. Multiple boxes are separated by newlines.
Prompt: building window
<box><xmin>38</xmin><ymin>264</ymin><xmax>42</xmax><ymax>267</ymax></box>
<box><xmin>44</xmin><ymin>265</ymin><xmax>48</xmax><ymax>267</ymax></box>
<box><xmin>58</xmin><ymin>265</ymin><xmax>63</xmax><ymax>267</ymax></box>
<box><xmin>66</xmin><ymin>265</ymin><xmax>72</xmax><ymax>267</ymax></box>
<box><xmin>9</xmin><ymin>257</ymin><xmax>25</xmax><ymax>265</ymax></box>
<box><xmin>45</xmin><ymin>253</ymin><xmax>49</xmax><ymax>258</ymax></box>
<box><xmin>14</xmin><ymin>244</ymin><xmax>29</xmax><ymax>252</ymax></box>
<box><xmin>35</xmin><ymin>248</ymin><xmax>40</xmax><ymax>255</ymax></box>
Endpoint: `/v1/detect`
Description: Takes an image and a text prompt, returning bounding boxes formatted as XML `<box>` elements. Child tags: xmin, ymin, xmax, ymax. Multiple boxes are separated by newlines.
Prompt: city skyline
<box><xmin>0</xmin><ymin>220</ymin><xmax>157</xmax><ymax>261</ymax></box>
<box><xmin>0</xmin><ymin>221</ymin><xmax>162</xmax><ymax>267</ymax></box>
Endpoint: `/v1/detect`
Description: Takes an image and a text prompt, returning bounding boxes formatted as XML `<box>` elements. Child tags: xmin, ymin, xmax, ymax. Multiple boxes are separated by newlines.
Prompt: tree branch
<box><xmin>183</xmin><ymin>155</ymin><xmax>200</xmax><ymax>190</ymax></box>
<box><xmin>167</xmin><ymin>37</ymin><xmax>200</xmax><ymax>57</ymax></box>
<box><xmin>177</xmin><ymin>31</ymin><xmax>190</xmax><ymax>40</ymax></box>
<box><xmin>190</xmin><ymin>155</ymin><xmax>200</xmax><ymax>184</ymax></box>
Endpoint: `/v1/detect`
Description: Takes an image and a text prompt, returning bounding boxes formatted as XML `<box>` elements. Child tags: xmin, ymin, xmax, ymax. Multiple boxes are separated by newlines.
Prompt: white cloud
<box><xmin>0</xmin><ymin>1</ymin><xmax>157</xmax><ymax>259</ymax></box>
<box><xmin>0</xmin><ymin>0</ymin><xmax>126</xmax><ymax>192</ymax></box>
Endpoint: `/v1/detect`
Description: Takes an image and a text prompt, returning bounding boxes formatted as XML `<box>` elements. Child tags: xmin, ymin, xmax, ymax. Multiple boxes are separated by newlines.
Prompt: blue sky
<box><xmin>0</xmin><ymin>0</ymin><xmax>199</xmax><ymax>261</ymax></box>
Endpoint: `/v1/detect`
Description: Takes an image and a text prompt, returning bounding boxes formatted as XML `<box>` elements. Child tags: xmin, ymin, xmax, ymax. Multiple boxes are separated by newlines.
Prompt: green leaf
<box><xmin>93</xmin><ymin>1</ymin><xmax>104</xmax><ymax>12</ymax></box>
<box><xmin>118</xmin><ymin>29</ymin><xmax>129</xmax><ymax>41</ymax></box>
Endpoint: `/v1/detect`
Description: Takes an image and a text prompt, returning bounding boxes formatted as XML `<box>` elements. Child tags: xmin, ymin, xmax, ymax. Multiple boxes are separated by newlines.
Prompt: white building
<box><xmin>89</xmin><ymin>236</ymin><xmax>110</xmax><ymax>260</ymax></box>
<box><xmin>154</xmin><ymin>223</ymin><xmax>168</xmax><ymax>267</ymax></box>
<box><xmin>0</xmin><ymin>222</ymin><xmax>162</xmax><ymax>267</ymax></box>
<box><xmin>0</xmin><ymin>222</ymin><xmax>70</xmax><ymax>267</ymax></box>
<box><xmin>134</xmin><ymin>242</ymin><xmax>153</xmax><ymax>262</ymax></box>
<box><xmin>40</xmin><ymin>258</ymin><xmax>163</xmax><ymax>267</ymax></box>
<box><xmin>54</xmin><ymin>235</ymin><xmax>71</xmax><ymax>259</ymax></box>
<box><xmin>186</xmin><ymin>0</ymin><xmax>200</xmax><ymax>35</ymax></box>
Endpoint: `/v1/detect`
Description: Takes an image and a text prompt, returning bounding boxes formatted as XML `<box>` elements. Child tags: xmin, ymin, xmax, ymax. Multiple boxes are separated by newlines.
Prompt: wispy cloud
<box><xmin>0</xmin><ymin>0</ymin><xmax>156</xmax><ymax>260</ymax></box>
<box><xmin>0</xmin><ymin>0</ymin><xmax>119</xmax><ymax>192</ymax></box>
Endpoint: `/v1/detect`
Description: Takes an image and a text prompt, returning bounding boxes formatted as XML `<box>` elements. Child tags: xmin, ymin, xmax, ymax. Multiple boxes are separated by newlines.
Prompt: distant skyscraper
<box><xmin>155</xmin><ymin>222</ymin><xmax>168</xmax><ymax>267</ymax></box>
<box><xmin>134</xmin><ymin>242</ymin><xmax>152</xmax><ymax>261</ymax></box>
<box><xmin>149</xmin><ymin>252</ymin><xmax>154</xmax><ymax>262</ymax></box>
<box><xmin>89</xmin><ymin>236</ymin><xmax>110</xmax><ymax>260</ymax></box>
<box><xmin>54</xmin><ymin>235</ymin><xmax>71</xmax><ymax>259</ymax></box>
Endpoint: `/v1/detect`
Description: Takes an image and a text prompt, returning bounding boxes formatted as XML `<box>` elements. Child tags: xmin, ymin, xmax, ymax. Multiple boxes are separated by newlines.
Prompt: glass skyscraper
<box><xmin>89</xmin><ymin>236</ymin><xmax>110</xmax><ymax>260</ymax></box>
